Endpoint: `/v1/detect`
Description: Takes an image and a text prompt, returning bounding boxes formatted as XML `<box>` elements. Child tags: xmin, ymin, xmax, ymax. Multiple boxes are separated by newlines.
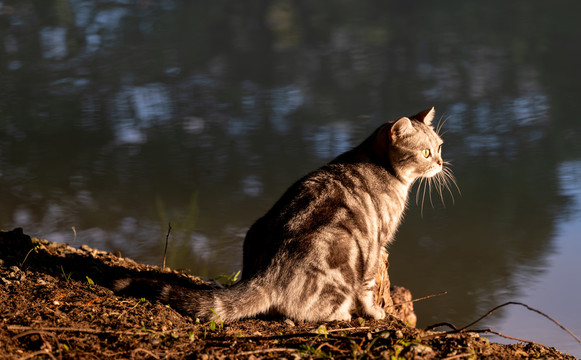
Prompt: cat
<box><xmin>115</xmin><ymin>107</ymin><xmax>450</xmax><ymax>322</ymax></box>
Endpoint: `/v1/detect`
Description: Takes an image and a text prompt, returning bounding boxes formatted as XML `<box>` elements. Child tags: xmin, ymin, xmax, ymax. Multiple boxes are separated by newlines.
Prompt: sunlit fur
<box><xmin>414</xmin><ymin>115</ymin><xmax>460</xmax><ymax>216</ymax></box>
<box><xmin>115</xmin><ymin>108</ymin><xmax>457</xmax><ymax>323</ymax></box>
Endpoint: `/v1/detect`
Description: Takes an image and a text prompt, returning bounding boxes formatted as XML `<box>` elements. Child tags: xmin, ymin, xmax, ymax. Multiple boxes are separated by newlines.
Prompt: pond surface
<box><xmin>1</xmin><ymin>1</ymin><xmax>580</xmax><ymax>356</ymax></box>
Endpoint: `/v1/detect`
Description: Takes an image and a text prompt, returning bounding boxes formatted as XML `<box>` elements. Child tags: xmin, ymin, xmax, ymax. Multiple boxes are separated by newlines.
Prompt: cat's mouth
<box><xmin>423</xmin><ymin>164</ymin><xmax>443</xmax><ymax>178</ymax></box>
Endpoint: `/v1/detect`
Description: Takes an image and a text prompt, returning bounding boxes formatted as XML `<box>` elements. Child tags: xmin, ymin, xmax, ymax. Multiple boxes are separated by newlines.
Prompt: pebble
<box><xmin>405</xmin><ymin>344</ymin><xmax>436</xmax><ymax>360</ymax></box>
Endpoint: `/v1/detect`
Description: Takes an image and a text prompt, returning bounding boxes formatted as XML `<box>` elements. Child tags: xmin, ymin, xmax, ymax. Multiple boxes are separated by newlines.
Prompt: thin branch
<box><xmin>7</xmin><ymin>325</ymin><xmax>170</xmax><ymax>336</ymax></box>
<box><xmin>236</xmin><ymin>348</ymin><xmax>297</xmax><ymax>356</ymax></box>
<box><xmin>470</xmin><ymin>328</ymin><xmax>548</xmax><ymax>348</ymax></box>
<box><xmin>389</xmin><ymin>291</ymin><xmax>448</xmax><ymax>309</ymax></box>
<box><xmin>326</xmin><ymin>327</ymin><xmax>370</xmax><ymax>333</ymax></box>
<box><xmin>424</xmin><ymin>322</ymin><xmax>458</xmax><ymax>332</ymax></box>
<box><xmin>131</xmin><ymin>348</ymin><xmax>160</xmax><ymax>360</ymax></box>
<box><xmin>424</xmin><ymin>301</ymin><xmax>581</xmax><ymax>348</ymax></box>
<box><xmin>9</xmin><ymin>325</ymin><xmax>107</xmax><ymax>334</ymax></box>
<box><xmin>457</xmin><ymin>301</ymin><xmax>581</xmax><ymax>345</ymax></box>
<box><xmin>162</xmin><ymin>222</ymin><xmax>172</xmax><ymax>269</ymax></box>
<box><xmin>19</xmin><ymin>350</ymin><xmax>57</xmax><ymax>360</ymax></box>
<box><xmin>410</xmin><ymin>291</ymin><xmax>448</xmax><ymax>303</ymax></box>
<box><xmin>441</xmin><ymin>353</ymin><xmax>473</xmax><ymax>360</ymax></box>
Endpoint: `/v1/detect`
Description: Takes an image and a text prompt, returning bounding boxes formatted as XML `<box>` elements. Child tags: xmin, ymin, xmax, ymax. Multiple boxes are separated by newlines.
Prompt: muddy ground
<box><xmin>0</xmin><ymin>228</ymin><xmax>576</xmax><ymax>359</ymax></box>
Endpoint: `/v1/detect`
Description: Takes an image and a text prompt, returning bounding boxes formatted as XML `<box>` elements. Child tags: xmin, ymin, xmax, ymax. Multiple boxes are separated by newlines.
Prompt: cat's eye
<box><xmin>422</xmin><ymin>149</ymin><xmax>431</xmax><ymax>158</ymax></box>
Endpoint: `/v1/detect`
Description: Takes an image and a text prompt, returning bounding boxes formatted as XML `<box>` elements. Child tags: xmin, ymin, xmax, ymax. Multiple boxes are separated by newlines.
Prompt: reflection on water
<box><xmin>489</xmin><ymin>161</ymin><xmax>581</xmax><ymax>358</ymax></box>
<box><xmin>1</xmin><ymin>1</ymin><xmax>581</xmax><ymax>355</ymax></box>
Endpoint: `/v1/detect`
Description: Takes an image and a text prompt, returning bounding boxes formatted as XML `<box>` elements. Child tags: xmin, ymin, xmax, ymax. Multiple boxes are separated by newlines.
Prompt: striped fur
<box><xmin>115</xmin><ymin>108</ymin><xmax>448</xmax><ymax>322</ymax></box>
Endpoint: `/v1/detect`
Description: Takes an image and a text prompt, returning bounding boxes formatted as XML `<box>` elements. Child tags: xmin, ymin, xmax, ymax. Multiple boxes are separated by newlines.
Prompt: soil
<box><xmin>0</xmin><ymin>228</ymin><xmax>576</xmax><ymax>359</ymax></box>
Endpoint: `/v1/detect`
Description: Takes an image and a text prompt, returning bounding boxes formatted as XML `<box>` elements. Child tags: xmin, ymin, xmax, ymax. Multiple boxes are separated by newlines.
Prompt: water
<box><xmin>1</xmin><ymin>1</ymin><xmax>580</xmax><ymax>356</ymax></box>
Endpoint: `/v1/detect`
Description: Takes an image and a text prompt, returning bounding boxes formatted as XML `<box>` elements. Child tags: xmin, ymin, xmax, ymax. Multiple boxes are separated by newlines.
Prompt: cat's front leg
<box><xmin>358</xmin><ymin>278</ymin><xmax>386</xmax><ymax>320</ymax></box>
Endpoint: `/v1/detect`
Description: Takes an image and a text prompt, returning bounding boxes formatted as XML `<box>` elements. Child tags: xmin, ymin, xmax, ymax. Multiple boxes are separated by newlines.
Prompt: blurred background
<box><xmin>1</xmin><ymin>0</ymin><xmax>580</xmax><ymax>356</ymax></box>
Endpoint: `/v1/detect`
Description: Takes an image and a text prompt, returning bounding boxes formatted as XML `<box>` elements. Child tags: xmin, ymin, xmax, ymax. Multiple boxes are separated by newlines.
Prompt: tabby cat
<box><xmin>115</xmin><ymin>107</ymin><xmax>450</xmax><ymax>322</ymax></box>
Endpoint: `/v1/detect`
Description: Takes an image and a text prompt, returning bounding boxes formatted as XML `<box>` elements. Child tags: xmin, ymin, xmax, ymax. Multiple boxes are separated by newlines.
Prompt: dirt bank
<box><xmin>0</xmin><ymin>228</ymin><xmax>575</xmax><ymax>359</ymax></box>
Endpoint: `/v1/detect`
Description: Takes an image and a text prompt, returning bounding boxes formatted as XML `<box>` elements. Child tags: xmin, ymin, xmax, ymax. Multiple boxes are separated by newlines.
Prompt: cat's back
<box><xmin>242</xmin><ymin>160</ymin><xmax>406</xmax><ymax>278</ymax></box>
<box><xmin>265</xmin><ymin>160</ymin><xmax>398</xmax><ymax>226</ymax></box>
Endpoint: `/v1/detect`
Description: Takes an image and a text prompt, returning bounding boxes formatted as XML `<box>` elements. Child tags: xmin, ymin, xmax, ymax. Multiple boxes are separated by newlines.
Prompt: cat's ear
<box><xmin>390</xmin><ymin>117</ymin><xmax>413</xmax><ymax>142</ymax></box>
<box><xmin>412</xmin><ymin>107</ymin><xmax>436</xmax><ymax>126</ymax></box>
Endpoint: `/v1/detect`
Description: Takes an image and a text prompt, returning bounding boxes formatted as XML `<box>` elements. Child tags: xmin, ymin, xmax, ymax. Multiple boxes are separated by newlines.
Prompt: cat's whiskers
<box><xmin>434</xmin><ymin>172</ymin><xmax>446</xmax><ymax>206</ymax></box>
<box><xmin>428</xmin><ymin>176</ymin><xmax>435</xmax><ymax>209</ymax></box>
<box><xmin>415</xmin><ymin>177</ymin><xmax>426</xmax><ymax>206</ymax></box>
<box><xmin>440</xmin><ymin>169</ymin><xmax>459</xmax><ymax>205</ymax></box>
<box><xmin>421</xmin><ymin>176</ymin><xmax>428</xmax><ymax>217</ymax></box>
<box><xmin>415</xmin><ymin>162</ymin><xmax>460</xmax><ymax>215</ymax></box>
<box><xmin>435</xmin><ymin>115</ymin><xmax>449</xmax><ymax>136</ymax></box>
<box><xmin>442</xmin><ymin>162</ymin><xmax>460</xmax><ymax>195</ymax></box>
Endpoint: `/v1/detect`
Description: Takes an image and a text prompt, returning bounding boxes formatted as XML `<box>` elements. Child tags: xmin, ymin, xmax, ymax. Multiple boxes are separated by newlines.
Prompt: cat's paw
<box><xmin>367</xmin><ymin>304</ymin><xmax>386</xmax><ymax>320</ymax></box>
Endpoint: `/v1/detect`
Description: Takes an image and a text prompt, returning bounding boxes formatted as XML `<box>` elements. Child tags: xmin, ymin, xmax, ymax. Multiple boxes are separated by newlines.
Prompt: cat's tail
<box><xmin>113</xmin><ymin>276</ymin><xmax>273</xmax><ymax>321</ymax></box>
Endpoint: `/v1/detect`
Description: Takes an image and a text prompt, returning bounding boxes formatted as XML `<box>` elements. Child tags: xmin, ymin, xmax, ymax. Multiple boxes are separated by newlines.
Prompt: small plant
<box><xmin>60</xmin><ymin>265</ymin><xmax>72</xmax><ymax>282</ymax></box>
<box><xmin>188</xmin><ymin>331</ymin><xmax>196</xmax><ymax>342</ymax></box>
<box><xmin>209</xmin><ymin>309</ymin><xmax>224</xmax><ymax>331</ymax></box>
<box><xmin>20</xmin><ymin>245</ymin><xmax>39</xmax><ymax>267</ymax></box>
<box><xmin>200</xmin><ymin>309</ymin><xmax>224</xmax><ymax>337</ymax></box>
<box><xmin>391</xmin><ymin>346</ymin><xmax>404</xmax><ymax>360</ymax></box>
<box><xmin>316</xmin><ymin>324</ymin><xmax>328</xmax><ymax>339</ymax></box>
<box><xmin>390</xmin><ymin>339</ymin><xmax>412</xmax><ymax>360</ymax></box>
<box><xmin>396</xmin><ymin>339</ymin><xmax>412</xmax><ymax>347</ymax></box>
<box><xmin>365</xmin><ymin>335</ymin><xmax>380</xmax><ymax>353</ymax></box>
<box><xmin>214</xmin><ymin>270</ymin><xmax>241</xmax><ymax>286</ymax></box>
<box><xmin>298</xmin><ymin>343</ymin><xmax>331</xmax><ymax>358</ymax></box>
<box><xmin>86</xmin><ymin>276</ymin><xmax>95</xmax><ymax>285</ymax></box>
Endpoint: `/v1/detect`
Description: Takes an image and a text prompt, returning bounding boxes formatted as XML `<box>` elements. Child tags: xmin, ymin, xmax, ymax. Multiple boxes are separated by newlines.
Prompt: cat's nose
<box><xmin>437</xmin><ymin>159</ymin><xmax>443</xmax><ymax>166</ymax></box>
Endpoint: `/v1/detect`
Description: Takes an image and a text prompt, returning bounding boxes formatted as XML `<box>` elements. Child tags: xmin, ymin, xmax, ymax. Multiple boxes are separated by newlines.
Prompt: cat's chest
<box><xmin>347</xmin><ymin>166</ymin><xmax>409</xmax><ymax>238</ymax></box>
<box><xmin>371</xmin><ymin>186</ymin><xmax>408</xmax><ymax>242</ymax></box>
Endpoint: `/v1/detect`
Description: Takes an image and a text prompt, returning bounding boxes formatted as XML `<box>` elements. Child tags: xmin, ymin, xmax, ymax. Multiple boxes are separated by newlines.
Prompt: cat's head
<box><xmin>387</xmin><ymin>107</ymin><xmax>444</xmax><ymax>182</ymax></box>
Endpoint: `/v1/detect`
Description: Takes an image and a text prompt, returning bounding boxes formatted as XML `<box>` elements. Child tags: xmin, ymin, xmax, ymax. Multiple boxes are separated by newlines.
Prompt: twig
<box><xmin>18</xmin><ymin>350</ymin><xmax>57</xmax><ymax>360</ymax></box>
<box><xmin>317</xmin><ymin>342</ymin><xmax>343</xmax><ymax>352</ymax></box>
<box><xmin>410</xmin><ymin>291</ymin><xmax>448</xmax><ymax>303</ymax></box>
<box><xmin>9</xmin><ymin>325</ymin><xmax>109</xmax><ymax>334</ymax></box>
<box><xmin>424</xmin><ymin>301</ymin><xmax>581</xmax><ymax>349</ymax></box>
<box><xmin>131</xmin><ymin>348</ymin><xmax>160</xmax><ymax>360</ymax></box>
<box><xmin>471</xmin><ymin>328</ymin><xmax>548</xmax><ymax>348</ymax></box>
<box><xmin>12</xmin><ymin>330</ymin><xmax>53</xmax><ymax>340</ymax></box>
<box><xmin>457</xmin><ymin>301</ymin><xmax>581</xmax><ymax>345</ymax></box>
<box><xmin>162</xmin><ymin>222</ymin><xmax>172</xmax><ymax>269</ymax></box>
<box><xmin>326</xmin><ymin>326</ymin><xmax>370</xmax><ymax>333</ymax></box>
<box><xmin>72</xmin><ymin>226</ymin><xmax>77</xmax><ymax>243</ymax></box>
<box><xmin>8</xmin><ymin>325</ymin><xmax>164</xmax><ymax>336</ymax></box>
<box><xmin>387</xmin><ymin>291</ymin><xmax>448</xmax><ymax>310</ymax></box>
<box><xmin>84</xmin><ymin>296</ymin><xmax>114</xmax><ymax>306</ymax></box>
<box><xmin>236</xmin><ymin>348</ymin><xmax>297</xmax><ymax>356</ymax></box>
<box><xmin>441</xmin><ymin>353</ymin><xmax>473</xmax><ymax>360</ymax></box>
<box><xmin>424</xmin><ymin>322</ymin><xmax>458</xmax><ymax>332</ymax></box>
